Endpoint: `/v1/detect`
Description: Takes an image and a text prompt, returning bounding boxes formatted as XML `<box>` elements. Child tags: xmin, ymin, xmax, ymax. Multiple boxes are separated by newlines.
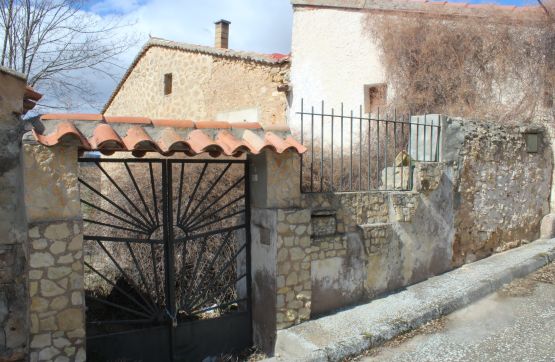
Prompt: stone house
<box><xmin>103</xmin><ymin>21</ymin><xmax>290</xmax><ymax>127</ymax></box>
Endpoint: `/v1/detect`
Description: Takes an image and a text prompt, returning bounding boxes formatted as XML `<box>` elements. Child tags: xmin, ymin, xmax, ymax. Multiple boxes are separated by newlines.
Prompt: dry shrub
<box><xmin>366</xmin><ymin>12</ymin><xmax>555</xmax><ymax>122</ymax></box>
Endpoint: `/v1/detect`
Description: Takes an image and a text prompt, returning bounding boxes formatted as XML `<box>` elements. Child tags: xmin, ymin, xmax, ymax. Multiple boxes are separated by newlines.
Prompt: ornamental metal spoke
<box><xmin>88</xmin><ymin>319</ymin><xmax>154</xmax><ymax>325</ymax></box>
<box><xmin>150</xmin><ymin>240</ymin><xmax>163</xmax><ymax>305</ymax></box>
<box><xmin>124</xmin><ymin>241</ymin><xmax>156</xmax><ymax>305</ymax></box>
<box><xmin>189</xmin><ymin>273</ymin><xmax>247</xmax><ymax>315</ymax></box>
<box><xmin>178</xmin><ymin>163</ymin><xmax>208</xmax><ymax>226</ymax></box>
<box><xmin>84</xmin><ymin>261</ymin><xmax>155</xmax><ymax>317</ymax></box>
<box><xmin>184</xmin><ymin>175</ymin><xmax>245</xmax><ymax>230</ymax></box>
<box><xmin>180</xmin><ymin>163</ymin><xmax>231</xmax><ymax>227</ymax></box>
<box><xmin>187</xmin><ymin>209</ymin><xmax>246</xmax><ymax>234</ymax></box>
<box><xmin>182</xmin><ymin>234</ymin><xmax>209</xmax><ymax>305</ymax></box>
<box><xmin>149</xmin><ymin>162</ymin><xmax>160</xmax><ymax>226</ymax></box>
<box><xmin>83</xmin><ymin>218</ymin><xmax>150</xmax><ymax>235</ymax></box>
<box><xmin>186</xmin><ymin>240</ymin><xmax>246</xmax><ymax>312</ymax></box>
<box><xmin>176</xmin><ymin>162</ymin><xmax>185</xmax><ymax>226</ymax></box>
<box><xmin>79</xmin><ymin>178</ymin><xmax>152</xmax><ymax>234</ymax></box>
<box><xmin>81</xmin><ymin>200</ymin><xmax>151</xmax><ymax>234</ymax></box>
<box><xmin>184</xmin><ymin>194</ymin><xmax>244</xmax><ymax>231</ymax></box>
<box><xmin>94</xmin><ymin>239</ymin><xmax>157</xmax><ymax>313</ymax></box>
<box><xmin>124</xmin><ymin>161</ymin><xmax>157</xmax><ymax>228</ymax></box>
<box><xmin>179</xmin><ymin>231</ymin><xmax>233</xmax><ymax>311</ymax></box>
<box><xmin>95</xmin><ymin>162</ymin><xmax>156</xmax><ymax>231</ymax></box>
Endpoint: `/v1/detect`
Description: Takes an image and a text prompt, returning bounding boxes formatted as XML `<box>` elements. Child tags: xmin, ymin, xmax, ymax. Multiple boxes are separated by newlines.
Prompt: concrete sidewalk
<box><xmin>268</xmin><ymin>238</ymin><xmax>555</xmax><ymax>362</ymax></box>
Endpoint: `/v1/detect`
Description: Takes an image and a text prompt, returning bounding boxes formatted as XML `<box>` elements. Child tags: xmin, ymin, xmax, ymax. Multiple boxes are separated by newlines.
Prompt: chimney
<box><xmin>215</xmin><ymin>19</ymin><xmax>230</xmax><ymax>49</ymax></box>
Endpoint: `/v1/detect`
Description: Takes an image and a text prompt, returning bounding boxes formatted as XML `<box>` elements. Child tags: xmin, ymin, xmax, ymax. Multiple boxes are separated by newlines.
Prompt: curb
<box><xmin>266</xmin><ymin>239</ymin><xmax>555</xmax><ymax>362</ymax></box>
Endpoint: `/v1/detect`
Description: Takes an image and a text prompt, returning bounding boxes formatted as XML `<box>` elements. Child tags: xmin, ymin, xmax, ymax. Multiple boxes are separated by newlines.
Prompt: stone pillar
<box><xmin>248</xmin><ymin>150</ymin><xmax>312</xmax><ymax>354</ymax></box>
<box><xmin>22</xmin><ymin>141</ymin><xmax>85</xmax><ymax>362</ymax></box>
<box><xmin>0</xmin><ymin>68</ymin><xmax>28</xmax><ymax>361</ymax></box>
<box><xmin>275</xmin><ymin>209</ymin><xmax>311</xmax><ymax>329</ymax></box>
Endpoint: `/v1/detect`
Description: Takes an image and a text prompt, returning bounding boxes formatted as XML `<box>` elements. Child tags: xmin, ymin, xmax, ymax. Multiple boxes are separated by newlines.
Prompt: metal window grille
<box><xmin>297</xmin><ymin>99</ymin><xmax>441</xmax><ymax>193</ymax></box>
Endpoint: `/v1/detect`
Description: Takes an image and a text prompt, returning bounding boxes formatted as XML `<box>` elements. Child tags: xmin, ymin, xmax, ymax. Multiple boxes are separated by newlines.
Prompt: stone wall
<box><xmin>0</xmin><ymin>68</ymin><xmax>28</xmax><ymax>361</ymax></box>
<box><xmin>104</xmin><ymin>46</ymin><xmax>289</xmax><ymax>127</ymax></box>
<box><xmin>275</xmin><ymin>209</ymin><xmax>312</xmax><ymax>329</ymax></box>
<box><xmin>445</xmin><ymin>119</ymin><xmax>553</xmax><ymax>265</ymax></box>
<box><xmin>266</xmin><ymin>118</ymin><xmax>552</xmax><ymax>321</ymax></box>
<box><xmin>22</xmin><ymin>142</ymin><xmax>85</xmax><ymax>362</ymax></box>
<box><xmin>27</xmin><ymin>221</ymin><xmax>85</xmax><ymax>362</ymax></box>
<box><xmin>301</xmin><ymin>185</ymin><xmax>451</xmax><ymax>316</ymax></box>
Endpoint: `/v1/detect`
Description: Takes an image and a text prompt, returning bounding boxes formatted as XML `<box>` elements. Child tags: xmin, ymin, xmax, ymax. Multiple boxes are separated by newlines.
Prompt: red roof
<box><xmin>33</xmin><ymin>114</ymin><xmax>306</xmax><ymax>158</ymax></box>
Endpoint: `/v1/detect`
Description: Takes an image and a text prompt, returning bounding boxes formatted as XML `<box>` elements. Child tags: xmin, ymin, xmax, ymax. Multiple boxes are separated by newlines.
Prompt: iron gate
<box><xmin>78</xmin><ymin>157</ymin><xmax>252</xmax><ymax>361</ymax></box>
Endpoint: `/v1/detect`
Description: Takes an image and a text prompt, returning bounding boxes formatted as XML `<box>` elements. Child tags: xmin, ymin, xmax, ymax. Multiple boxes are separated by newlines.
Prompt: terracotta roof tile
<box><xmin>41</xmin><ymin>113</ymin><xmax>103</xmax><ymax>121</ymax></box>
<box><xmin>32</xmin><ymin>114</ymin><xmax>306</xmax><ymax>157</ymax></box>
<box><xmin>105</xmin><ymin>116</ymin><xmax>151</xmax><ymax>124</ymax></box>
<box><xmin>32</xmin><ymin>121</ymin><xmax>89</xmax><ymax>148</ymax></box>
<box><xmin>90</xmin><ymin>123</ymin><xmax>124</xmax><ymax>150</ymax></box>
<box><xmin>123</xmin><ymin>125</ymin><xmax>158</xmax><ymax>151</ymax></box>
<box><xmin>195</xmin><ymin>121</ymin><xmax>232</xmax><ymax>129</ymax></box>
<box><xmin>152</xmin><ymin>119</ymin><xmax>195</xmax><ymax>128</ymax></box>
<box><xmin>231</xmin><ymin>122</ymin><xmax>262</xmax><ymax>129</ymax></box>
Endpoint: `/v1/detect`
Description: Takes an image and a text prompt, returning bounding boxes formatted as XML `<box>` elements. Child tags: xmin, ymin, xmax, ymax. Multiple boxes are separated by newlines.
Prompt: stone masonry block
<box><xmin>541</xmin><ymin>213</ymin><xmax>555</xmax><ymax>239</ymax></box>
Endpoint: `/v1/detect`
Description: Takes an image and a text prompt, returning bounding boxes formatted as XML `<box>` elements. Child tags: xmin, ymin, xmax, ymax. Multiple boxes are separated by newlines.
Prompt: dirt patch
<box><xmin>498</xmin><ymin>277</ymin><xmax>538</xmax><ymax>298</ymax></box>
<box><xmin>498</xmin><ymin>261</ymin><xmax>555</xmax><ymax>298</ymax></box>
<box><xmin>531</xmin><ymin>261</ymin><xmax>555</xmax><ymax>285</ymax></box>
<box><xmin>344</xmin><ymin>317</ymin><xmax>447</xmax><ymax>361</ymax></box>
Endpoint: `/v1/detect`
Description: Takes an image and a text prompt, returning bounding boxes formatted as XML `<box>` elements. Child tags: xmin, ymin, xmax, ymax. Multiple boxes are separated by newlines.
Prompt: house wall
<box><xmin>104</xmin><ymin>47</ymin><xmax>289</xmax><ymax>127</ymax></box>
<box><xmin>289</xmin><ymin>7</ymin><xmax>385</xmax><ymax>129</ymax></box>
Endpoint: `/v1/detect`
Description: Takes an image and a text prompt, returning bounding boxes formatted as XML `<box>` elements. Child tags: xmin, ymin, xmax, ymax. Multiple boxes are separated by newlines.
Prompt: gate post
<box><xmin>22</xmin><ymin>141</ymin><xmax>86</xmax><ymax>362</ymax></box>
<box><xmin>248</xmin><ymin>150</ymin><xmax>312</xmax><ymax>355</ymax></box>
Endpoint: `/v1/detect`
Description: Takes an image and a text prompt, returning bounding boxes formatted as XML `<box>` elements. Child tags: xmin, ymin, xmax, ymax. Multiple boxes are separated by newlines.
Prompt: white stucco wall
<box><xmin>289</xmin><ymin>7</ymin><xmax>386</xmax><ymax>133</ymax></box>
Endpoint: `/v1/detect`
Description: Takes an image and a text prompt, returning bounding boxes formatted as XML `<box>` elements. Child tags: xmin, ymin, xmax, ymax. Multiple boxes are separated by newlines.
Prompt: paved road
<box><xmin>361</xmin><ymin>263</ymin><xmax>555</xmax><ymax>362</ymax></box>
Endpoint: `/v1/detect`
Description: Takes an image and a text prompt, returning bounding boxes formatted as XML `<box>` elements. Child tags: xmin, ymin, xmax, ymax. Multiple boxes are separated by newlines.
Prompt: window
<box><xmin>164</xmin><ymin>73</ymin><xmax>173</xmax><ymax>95</ymax></box>
<box><xmin>364</xmin><ymin>83</ymin><xmax>387</xmax><ymax>114</ymax></box>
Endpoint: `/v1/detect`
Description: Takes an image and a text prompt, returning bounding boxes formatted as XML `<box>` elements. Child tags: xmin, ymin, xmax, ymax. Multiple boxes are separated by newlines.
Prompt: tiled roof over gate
<box><xmin>31</xmin><ymin>114</ymin><xmax>306</xmax><ymax>157</ymax></box>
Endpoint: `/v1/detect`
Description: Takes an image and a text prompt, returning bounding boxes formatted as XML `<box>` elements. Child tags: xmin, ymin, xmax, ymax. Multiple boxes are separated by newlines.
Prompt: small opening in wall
<box><xmin>364</xmin><ymin>84</ymin><xmax>387</xmax><ymax>114</ymax></box>
<box><xmin>525</xmin><ymin>133</ymin><xmax>539</xmax><ymax>153</ymax></box>
<box><xmin>164</xmin><ymin>73</ymin><xmax>173</xmax><ymax>95</ymax></box>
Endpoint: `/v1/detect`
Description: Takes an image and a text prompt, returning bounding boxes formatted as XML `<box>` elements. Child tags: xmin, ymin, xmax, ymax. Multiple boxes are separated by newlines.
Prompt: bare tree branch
<box><xmin>0</xmin><ymin>0</ymin><xmax>136</xmax><ymax>113</ymax></box>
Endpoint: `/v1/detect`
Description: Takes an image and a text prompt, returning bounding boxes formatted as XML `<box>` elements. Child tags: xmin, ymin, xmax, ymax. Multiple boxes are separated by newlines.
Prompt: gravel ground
<box><xmin>353</xmin><ymin>263</ymin><xmax>555</xmax><ymax>362</ymax></box>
